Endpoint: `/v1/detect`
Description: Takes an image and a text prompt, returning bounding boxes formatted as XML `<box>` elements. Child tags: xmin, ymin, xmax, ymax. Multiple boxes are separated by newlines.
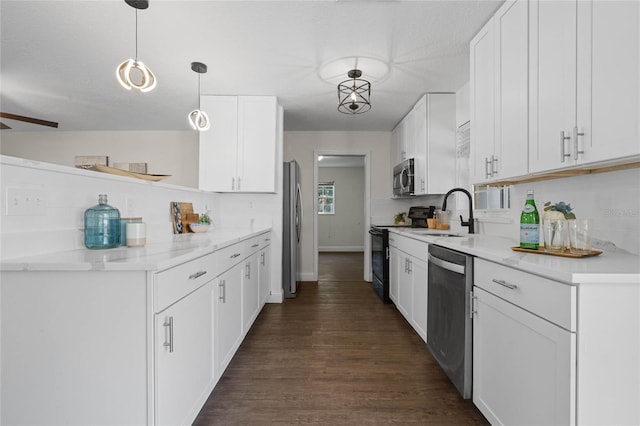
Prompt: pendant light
<box><xmin>116</xmin><ymin>0</ymin><xmax>156</xmax><ymax>93</ymax></box>
<box><xmin>337</xmin><ymin>69</ymin><xmax>371</xmax><ymax>114</ymax></box>
<box><xmin>188</xmin><ymin>62</ymin><xmax>210</xmax><ymax>131</ymax></box>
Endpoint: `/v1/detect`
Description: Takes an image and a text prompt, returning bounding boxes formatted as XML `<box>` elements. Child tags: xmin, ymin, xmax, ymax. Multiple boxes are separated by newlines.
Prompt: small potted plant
<box><xmin>394</xmin><ymin>212</ymin><xmax>407</xmax><ymax>225</ymax></box>
<box><xmin>543</xmin><ymin>201</ymin><xmax>575</xmax><ymax>220</ymax></box>
<box><xmin>190</xmin><ymin>213</ymin><xmax>212</xmax><ymax>233</ymax></box>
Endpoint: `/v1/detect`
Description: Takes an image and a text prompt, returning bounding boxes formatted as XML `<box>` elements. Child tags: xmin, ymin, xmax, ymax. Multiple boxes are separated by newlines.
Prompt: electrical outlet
<box><xmin>5</xmin><ymin>188</ymin><xmax>47</xmax><ymax>216</ymax></box>
<box><xmin>125</xmin><ymin>197</ymin><xmax>136</xmax><ymax>216</ymax></box>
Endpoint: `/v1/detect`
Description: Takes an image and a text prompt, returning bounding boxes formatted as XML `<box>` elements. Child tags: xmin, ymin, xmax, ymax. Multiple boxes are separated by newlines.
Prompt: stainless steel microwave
<box><xmin>393</xmin><ymin>158</ymin><xmax>415</xmax><ymax>197</ymax></box>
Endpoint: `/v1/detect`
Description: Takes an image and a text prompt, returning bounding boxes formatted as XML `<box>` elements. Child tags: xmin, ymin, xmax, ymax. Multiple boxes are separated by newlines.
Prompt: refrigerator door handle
<box><xmin>296</xmin><ymin>183</ymin><xmax>303</xmax><ymax>244</ymax></box>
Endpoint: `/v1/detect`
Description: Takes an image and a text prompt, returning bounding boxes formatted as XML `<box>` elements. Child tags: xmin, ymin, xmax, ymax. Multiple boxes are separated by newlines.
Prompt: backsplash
<box><xmin>0</xmin><ymin>156</ymin><xmax>219</xmax><ymax>260</ymax></box>
<box><xmin>477</xmin><ymin>168</ymin><xmax>640</xmax><ymax>255</ymax></box>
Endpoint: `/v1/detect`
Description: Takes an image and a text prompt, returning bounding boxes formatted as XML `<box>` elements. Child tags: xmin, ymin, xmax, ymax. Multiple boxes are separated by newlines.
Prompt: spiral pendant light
<box><xmin>116</xmin><ymin>0</ymin><xmax>156</xmax><ymax>93</ymax></box>
<box><xmin>337</xmin><ymin>69</ymin><xmax>371</xmax><ymax>114</ymax></box>
<box><xmin>188</xmin><ymin>62</ymin><xmax>210</xmax><ymax>131</ymax></box>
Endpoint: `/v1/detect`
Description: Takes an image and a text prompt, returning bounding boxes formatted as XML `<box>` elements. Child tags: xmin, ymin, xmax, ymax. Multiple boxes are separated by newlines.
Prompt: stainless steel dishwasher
<box><xmin>427</xmin><ymin>244</ymin><xmax>473</xmax><ymax>399</ymax></box>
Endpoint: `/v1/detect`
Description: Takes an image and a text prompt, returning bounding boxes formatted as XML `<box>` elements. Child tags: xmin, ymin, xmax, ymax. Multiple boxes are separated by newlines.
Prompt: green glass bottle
<box><xmin>520</xmin><ymin>190</ymin><xmax>540</xmax><ymax>249</ymax></box>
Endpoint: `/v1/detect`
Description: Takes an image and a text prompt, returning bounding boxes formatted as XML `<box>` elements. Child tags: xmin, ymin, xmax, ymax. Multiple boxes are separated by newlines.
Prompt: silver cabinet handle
<box><xmin>407</xmin><ymin>259</ymin><xmax>412</xmax><ymax>274</ymax></box>
<box><xmin>245</xmin><ymin>262</ymin><xmax>251</xmax><ymax>279</ymax></box>
<box><xmin>237</xmin><ymin>176</ymin><xmax>241</xmax><ymax>191</ymax></box>
<box><xmin>188</xmin><ymin>270</ymin><xmax>207</xmax><ymax>280</ymax></box>
<box><xmin>573</xmin><ymin>126</ymin><xmax>585</xmax><ymax>160</ymax></box>
<box><xmin>492</xmin><ymin>278</ymin><xmax>517</xmax><ymax>290</ymax></box>
<box><xmin>163</xmin><ymin>316</ymin><xmax>174</xmax><ymax>353</ymax></box>
<box><xmin>260</xmin><ymin>252</ymin><xmax>265</xmax><ymax>266</ymax></box>
<box><xmin>492</xmin><ymin>155</ymin><xmax>498</xmax><ymax>176</ymax></box>
<box><xmin>219</xmin><ymin>280</ymin><xmax>226</xmax><ymax>302</ymax></box>
<box><xmin>470</xmin><ymin>291</ymin><xmax>477</xmax><ymax>319</ymax></box>
<box><xmin>252</xmin><ymin>243</ymin><xmax>259</xmax><ymax>248</ymax></box>
<box><xmin>560</xmin><ymin>131</ymin><xmax>571</xmax><ymax>162</ymax></box>
<box><xmin>230</xmin><ymin>253</ymin><xmax>241</xmax><ymax>259</ymax></box>
<box><xmin>232</xmin><ymin>177</ymin><xmax>235</xmax><ymax>190</ymax></box>
<box><xmin>485</xmin><ymin>157</ymin><xmax>492</xmax><ymax>178</ymax></box>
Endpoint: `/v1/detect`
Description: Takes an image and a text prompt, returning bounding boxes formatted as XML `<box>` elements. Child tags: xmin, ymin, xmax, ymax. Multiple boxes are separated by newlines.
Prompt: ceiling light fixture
<box><xmin>188</xmin><ymin>62</ymin><xmax>210</xmax><ymax>131</ymax></box>
<box><xmin>116</xmin><ymin>0</ymin><xmax>156</xmax><ymax>93</ymax></box>
<box><xmin>337</xmin><ymin>69</ymin><xmax>371</xmax><ymax>114</ymax></box>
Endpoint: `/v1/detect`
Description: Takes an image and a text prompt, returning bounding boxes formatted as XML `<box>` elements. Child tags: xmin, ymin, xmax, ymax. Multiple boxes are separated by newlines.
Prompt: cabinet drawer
<box><xmin>389</xmin><ymin>234</ymin><xmax>428</xmax><ymax>262</ymax></box>
<box><xmin>474</xmin><ymin>259</ymin><xmax>576</xmax><ymax>331</ymax></box>
<box><xmin>216</xmin><ymin>241</ymin><xmax>247</xmax><ymax>274</ymax></box>
<box><xmin>245</xmin><ymin>235</ymin><xmax>263</xmax><ymax>255</ymax></box>
<box><xmin>155</xmin><ymin>252</ymin><xmax>216</xmax><ymax>313</ymax></box>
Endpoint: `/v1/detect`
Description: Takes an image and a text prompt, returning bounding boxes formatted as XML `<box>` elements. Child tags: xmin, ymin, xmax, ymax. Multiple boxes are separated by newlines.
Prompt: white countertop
<box><xmin>389</xmin><ymin>228</ymin><xmax>640</xmax><ymax>285</ymax></box>
<box><xmin>0</xmin><ymin>227</ymin><xmax>271</xmax><ymax>273</ymax></box>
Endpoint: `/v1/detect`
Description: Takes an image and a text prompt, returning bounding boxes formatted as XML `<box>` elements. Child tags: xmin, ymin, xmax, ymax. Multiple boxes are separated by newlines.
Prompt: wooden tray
<box><xmin>511</xmin><ymin>246</ymin><xmax>602</xmax><ymax>258</ymax></box>
<box><xmin>89</xmin><ymin>164</ymin><xmax>171</xmax><ymax>182</ymax></box>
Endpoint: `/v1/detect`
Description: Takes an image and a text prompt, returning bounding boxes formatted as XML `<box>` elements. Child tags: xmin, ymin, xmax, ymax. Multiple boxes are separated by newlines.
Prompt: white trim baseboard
<box><xmin>319</xmin><ymin>246</ymin><xmax>364</xmax><ymax>252</ymax></box>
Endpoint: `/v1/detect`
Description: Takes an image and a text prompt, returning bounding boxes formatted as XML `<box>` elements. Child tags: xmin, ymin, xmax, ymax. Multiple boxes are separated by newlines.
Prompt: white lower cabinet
<box><xmin>473</xmin><ymin>258</ymin><xmax>576</xmax><ymax>425</ymax></box>
<box><xmin>155</xmin><ymin>282</ymin><xmax>215</xmax><ymax>426</ymax></box>
<box><xmin>388</xmin><ymin>232</ymin><xmax>428</xmax><ymax>342</ymax></box>
<box><xmin>473</xmin><ymin>287</ymin><xmax>575</xmax><ymax>425</ymax></box>
<box><xmin>243</xmin><ymin>251</ymin><xmax>261</xmax><ymax>332</ymax></box>
<box><xmin>215</xmin><ymin>256</ymin><xmax>245</xmax><ymax>381</ymax></box>
<box><xmin>259</xmin><ymin>243</ymin><xmax>271</xmax><ymax>306</ymax></box>
<box><xmin>0</xmin><ymin>231</ymin><xmax>272</xmax><ymax>426</ymax></box>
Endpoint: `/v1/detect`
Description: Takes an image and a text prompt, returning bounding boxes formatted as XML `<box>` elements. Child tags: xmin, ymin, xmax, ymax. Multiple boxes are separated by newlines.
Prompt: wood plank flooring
<box><xmin>194</xmin><ymin>252</ymin><xmax>488</xmax><ymax>425</ymax></box>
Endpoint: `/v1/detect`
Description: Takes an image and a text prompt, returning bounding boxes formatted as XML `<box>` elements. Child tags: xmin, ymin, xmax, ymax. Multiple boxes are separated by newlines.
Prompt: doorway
<box><xmin>313</xmin><ymin>152</ymin><xmax>371</xmax><ymax>282</ymax></box>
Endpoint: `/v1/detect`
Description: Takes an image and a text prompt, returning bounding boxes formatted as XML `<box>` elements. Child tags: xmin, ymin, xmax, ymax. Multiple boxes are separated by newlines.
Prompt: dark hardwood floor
<box><xmin>194</xmin><ymin>252</ymin><xmax>488</xmax><ymax>425</ymax></box>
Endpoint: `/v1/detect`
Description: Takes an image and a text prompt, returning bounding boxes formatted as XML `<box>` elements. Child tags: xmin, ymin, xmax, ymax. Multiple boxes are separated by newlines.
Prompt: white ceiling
<box><xmin>0</xmin><ymin>0</ymin><xmax>503</xmax><ymax>133</ymax></box>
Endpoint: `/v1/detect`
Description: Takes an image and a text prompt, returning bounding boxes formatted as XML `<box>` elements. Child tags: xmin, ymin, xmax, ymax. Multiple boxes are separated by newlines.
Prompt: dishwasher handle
<box><xmin>428</xmin><ymin>253</ymin><xmax>465</xmax><ymax>275</ymax></box>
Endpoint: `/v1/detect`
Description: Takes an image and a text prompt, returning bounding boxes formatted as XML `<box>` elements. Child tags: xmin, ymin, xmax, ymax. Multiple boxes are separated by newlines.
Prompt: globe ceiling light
<box><xmin>337</xmin><ymin>69</ymin><xmax>371</xmax><ymax>114</ymax></box>
<box><xmin>188</xmin><ymin>62</ymin><xmax>210</xmax><ymax>131</ymax></box>
<box><xmin>116</xmin><ymin>0</ymin><xmax>156</xmax><ymax>93</ymax></box>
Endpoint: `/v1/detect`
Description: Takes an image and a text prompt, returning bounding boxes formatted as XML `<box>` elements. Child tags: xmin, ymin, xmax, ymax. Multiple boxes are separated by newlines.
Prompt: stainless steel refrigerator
<box><xmin>282</xmin><ymin>160</ymin><xmax>302</xmax><ymax>298</ymax></box>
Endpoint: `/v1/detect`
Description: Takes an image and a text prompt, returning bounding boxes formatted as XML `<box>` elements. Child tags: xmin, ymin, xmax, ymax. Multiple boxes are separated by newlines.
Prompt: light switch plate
<box><xmin>5</xmin><ymin>187</ymin><xmax>47</xmax><ymax>216</ymax></box>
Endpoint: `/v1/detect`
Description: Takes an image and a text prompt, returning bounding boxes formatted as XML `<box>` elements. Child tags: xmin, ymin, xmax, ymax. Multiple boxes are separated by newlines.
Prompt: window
<box><xmin>317</xmin><ymin>183</ymin><xmax>335</xmax><ymax>215</ymax></box>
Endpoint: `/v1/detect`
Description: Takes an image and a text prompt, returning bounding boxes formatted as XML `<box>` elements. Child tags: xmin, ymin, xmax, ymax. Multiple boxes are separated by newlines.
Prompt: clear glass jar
<box><xmin>84</xmin><ymin>194</ymin><xmax>121</xmax><ymax>249</ymax></box>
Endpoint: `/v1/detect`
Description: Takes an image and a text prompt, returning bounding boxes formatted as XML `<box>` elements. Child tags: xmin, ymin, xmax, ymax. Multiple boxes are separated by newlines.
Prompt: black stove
<box><xmin>369</xmin><ymin>206</ymin><xmax>435</xmax><ymax>303</ymax></box>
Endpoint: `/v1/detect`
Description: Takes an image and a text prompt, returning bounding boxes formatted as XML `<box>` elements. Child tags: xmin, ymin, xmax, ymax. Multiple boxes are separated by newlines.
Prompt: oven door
<box><xmin>369</xmin><ymin>227</ymin><xmax>390</xmax><ymax>303</ymax></box>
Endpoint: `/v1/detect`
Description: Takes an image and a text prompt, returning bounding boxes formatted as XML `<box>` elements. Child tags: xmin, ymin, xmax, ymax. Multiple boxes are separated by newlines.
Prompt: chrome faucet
<box><xmin>442</xmin><ymin>187</ymin><xmax>475</xmax><ymax>234</ymax></box>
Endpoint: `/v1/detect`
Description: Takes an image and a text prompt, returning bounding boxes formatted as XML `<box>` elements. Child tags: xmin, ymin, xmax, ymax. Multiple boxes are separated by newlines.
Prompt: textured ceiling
<box><xmin>0</xmin><ymin>0</ymin><xmax>503</xmax><ymax>132</ymax></box>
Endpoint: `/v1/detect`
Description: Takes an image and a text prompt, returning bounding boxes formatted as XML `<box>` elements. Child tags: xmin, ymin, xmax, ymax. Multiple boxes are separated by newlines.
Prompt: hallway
<box><xmin>194</xmin><ymin>252</ymin><xmax>487</xmax><ymax>425</ymax></box>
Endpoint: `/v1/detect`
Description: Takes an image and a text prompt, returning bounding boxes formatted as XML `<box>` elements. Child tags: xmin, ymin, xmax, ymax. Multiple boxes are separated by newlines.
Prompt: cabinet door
<box><xmin>577</xmin><ymin>0</ymin><xmax>640</xmax><ymax>163</ymax></box>
<box><xmin>412</xmin><ymin>96</ymin><xmax>428</xmax><ymax>195</ymax></box>
<box><xmin>470</xmin><ymin>18</ymin><xmax>496</xmax><ymax>183</ymax></box>
<box><xmin>494</xmin><ymin>0</ymin><xmax>529</xmax><ymax>180</ymax></box>
<box><xmin>198</xmin><ymin>96</ymin><xmax>239</xmax><ymax>191</ymax></box>
<box><xmin>410</xmin><ymin>256</ymin><xmax>427</xmax><ymax>343</ymax></box>
<box><xmin>397</xmin><ymin>256</ymin><xmax>412</xmax><ymax>322</ymax></box>
<box><xmin>388</xmin><ymin>245</ymin><xmax>400</xmax><ymax>304</ymax></box>
<box><xmin>473</xmin><ymin>287</ymin><xmax>576</xmax><ymax>426</ymax></box>
<box><xmin>237</xmin><ymin>96</ymin><xmax>278</xmax><ymax>192</ymax></box>
<box><xmin>215</xmin><ymin>264</ymin><xmax>243</xmax><ymax>379</ymax></box>
<box><xmin>424</xmin><ymin>94</ymin><xmax>456</xmax><ymax>193</ymax></box>
<box><xmin>529</xmin><ymin>0</ymin><xmax>578</xmax><ymax>173</ymax></box>
<box><xmin>155</xmin><ymin>282</ymin><xmax>214</xmax><ymax>426</ymax></box>
<box><xmin>259</xmin><ymin>245</ymin><xmax>271</xmax><ymax>306</ymax></box>
<box><xmin>242</xmin><ymin>251</ymin><xmax>261</xmax><ymax>332</ymax></box>
<box><xmin>390</xmin><ymin>124</ymin><xmax>402</xmax><ymax>167</ymax></box>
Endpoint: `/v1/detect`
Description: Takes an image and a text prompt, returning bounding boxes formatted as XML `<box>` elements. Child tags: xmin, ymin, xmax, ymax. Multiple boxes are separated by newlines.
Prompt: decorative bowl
<box><xmin>189</xmin><ymin>222</ymin><xmax>211</xmax><ymax>233</ymax></box>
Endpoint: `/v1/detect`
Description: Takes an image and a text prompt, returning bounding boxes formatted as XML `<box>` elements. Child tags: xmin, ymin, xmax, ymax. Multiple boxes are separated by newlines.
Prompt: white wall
<box><xmin>0</xmin><ymin>131</ymin><xmax>199</xmax><ymax>188</ymax></box>
<box><xmin>318</xmin><ymin>166</ymin><xmax>365</xmax><ymax>251</ymax></box>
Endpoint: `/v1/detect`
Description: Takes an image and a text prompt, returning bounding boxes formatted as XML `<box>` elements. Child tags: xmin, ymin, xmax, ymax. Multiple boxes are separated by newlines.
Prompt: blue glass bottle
<box><xmin>84</xmin><ymin>194</ymin><xmax>121</xmax><ymax>249</ymax></box>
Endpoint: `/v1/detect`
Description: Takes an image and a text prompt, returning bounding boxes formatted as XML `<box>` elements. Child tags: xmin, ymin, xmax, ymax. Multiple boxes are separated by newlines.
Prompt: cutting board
<box><xmin>171</xmin><ymin>202</ymin><xmax>199</xmax><ymax>233</ymax></box>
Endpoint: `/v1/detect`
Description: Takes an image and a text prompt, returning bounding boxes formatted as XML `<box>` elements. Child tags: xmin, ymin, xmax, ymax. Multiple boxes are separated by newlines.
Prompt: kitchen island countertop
<box><xmin>0</xmin><ymin>227</ymin><xmax>271</xmax><ymax>273</ymax></box>
<box><xmin>390</xmin><ymin>228</ymin><xmax>640</xmax><ymax>285</ymax></box>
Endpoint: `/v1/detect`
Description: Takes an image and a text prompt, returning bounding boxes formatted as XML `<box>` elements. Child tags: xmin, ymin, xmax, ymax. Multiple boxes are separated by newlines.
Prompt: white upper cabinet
<box><xmin>470</xmin><ymin>0</ymin><xmax>529</xmax><ymax>184</ymax></box>
<box><xmin>392</xmin><ymin>93</ymin><xmax>456</xmax><ymax>194</ymax></box>
<box><xmin>529</xmin><ymin>0</ymin><xmax>640</xmax><ymax>172</ymax></box>
<box><xmin>413</xmin><ymin>94</ymin><xmax>456</xmax><ymax>195</ymax></box>
<box><xmin>199</xmin><ymin>96</ymin><xmax>280</xmax><ymax>193</ymax></box>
